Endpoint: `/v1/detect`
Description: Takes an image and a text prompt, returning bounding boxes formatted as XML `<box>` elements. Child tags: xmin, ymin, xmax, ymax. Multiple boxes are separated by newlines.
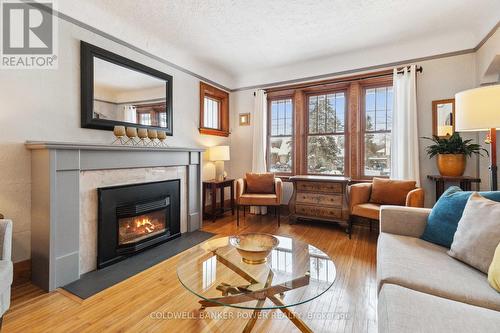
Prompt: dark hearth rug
<box><xmin>62</xmin><ymin>230</ymin><xmax>214</xmax><ymax>299</ymax></box>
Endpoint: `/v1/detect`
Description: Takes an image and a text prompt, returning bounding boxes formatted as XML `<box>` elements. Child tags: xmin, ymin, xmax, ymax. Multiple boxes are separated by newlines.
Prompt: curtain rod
<box><xmin>254</xmin><ymin>66</ymin><xmax>423</xmax><ymax>95</ymax></box>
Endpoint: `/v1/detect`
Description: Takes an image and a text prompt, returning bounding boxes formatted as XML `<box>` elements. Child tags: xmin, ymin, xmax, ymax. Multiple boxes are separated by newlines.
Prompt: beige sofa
<box><xmin>377</xmin><ymin>206</ymin><xmax>500</xmax><ymax>333</ymax></box>
<box><xmin>0</xmin><ymin>219</ymin><xmax>13</xmax><ymax>329</ymax></box>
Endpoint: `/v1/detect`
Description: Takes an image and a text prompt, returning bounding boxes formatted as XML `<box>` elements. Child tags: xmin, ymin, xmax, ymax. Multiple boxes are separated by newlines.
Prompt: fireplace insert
<box><xmin>97</xmin><ymin>179</ymin><xmax>180</xmax><ymax>268</ymax></box>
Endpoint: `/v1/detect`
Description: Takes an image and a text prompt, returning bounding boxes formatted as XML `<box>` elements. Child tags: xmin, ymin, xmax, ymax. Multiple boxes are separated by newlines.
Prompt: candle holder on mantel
<box><xmin>137</xmin><ymin>128</ymin><xmax>149</xmax><ymax>146</ymax></box>
<box><xmin>147</xmin><ymin>129</ymin><xmax>159</xmax><ymax>147</ymax></box>
<box><xmin>157</xmin><ymin>130</ymin><xmax>167</xmax><ymax>147</ymax></box>
<box><xmin>125</xmin><ymin>127</ymin><xmax>139</xmax><ymax>145</ymax></box>
<box><xmin>112</xmin><ymin>126</ymin><xmax>127</xmax><ymax>144</ymax></box>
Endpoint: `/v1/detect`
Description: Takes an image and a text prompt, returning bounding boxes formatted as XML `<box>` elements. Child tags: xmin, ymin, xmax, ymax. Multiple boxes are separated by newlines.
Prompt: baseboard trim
<box><xmin>13</xmin><ymin>259</ymin><xmax>31</xmax><ymax>286</ymax></box>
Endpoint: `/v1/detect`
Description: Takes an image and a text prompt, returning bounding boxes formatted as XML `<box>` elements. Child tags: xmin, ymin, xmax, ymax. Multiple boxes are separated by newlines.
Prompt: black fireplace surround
<box><xmin>97</xmin><ymin>179</ymin><xmax>181</xmax><ymax>268</ymax></box>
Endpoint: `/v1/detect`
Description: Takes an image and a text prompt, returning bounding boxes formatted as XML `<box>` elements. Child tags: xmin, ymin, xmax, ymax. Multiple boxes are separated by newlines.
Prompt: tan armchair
<box><xmin>236</xmin><ymin>174</ymin><xmax>283</xmax><ymax>227</ymax></box>
<box><xmin>348</xmin><ymin>179</ymin><xmax>424</xmax><ymax>232</ymax></box>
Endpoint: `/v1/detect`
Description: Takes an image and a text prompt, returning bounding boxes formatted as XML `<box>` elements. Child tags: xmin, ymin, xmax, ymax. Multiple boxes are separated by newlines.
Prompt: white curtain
<box><xmin>391</xmin><ymin>65</ymin><xmax>421</xmax><ymax>186</ymax></box>
<box><xmin>123</xmin><ymin>105</ymin><xmax>137</xmax><ymax>123</ymax></box>
<box><xmin>250</xmin><ymin>89</ymin><xmax>268</xmax><ymax>215</ymax></box>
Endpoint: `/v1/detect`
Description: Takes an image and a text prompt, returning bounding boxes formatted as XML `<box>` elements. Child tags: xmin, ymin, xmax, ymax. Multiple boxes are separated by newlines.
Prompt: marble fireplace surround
<box><xmin>26</xmin><ymin>141</ymin><xmax>204</xmax><ymax>291</ymax></box>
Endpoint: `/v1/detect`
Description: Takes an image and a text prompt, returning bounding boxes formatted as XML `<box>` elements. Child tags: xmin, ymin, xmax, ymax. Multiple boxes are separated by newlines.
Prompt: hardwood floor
<box><xmin>5</xmin><ymin>213</ymin><xmax>378</xmax><ymax>333</ymax></box>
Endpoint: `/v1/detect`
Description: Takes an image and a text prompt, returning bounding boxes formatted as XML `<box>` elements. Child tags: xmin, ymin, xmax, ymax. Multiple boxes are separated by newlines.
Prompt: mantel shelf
<box><xmin>25</xmin><ymin>141</ymin><xmax>205</xmax><ymax>152</ymax></box>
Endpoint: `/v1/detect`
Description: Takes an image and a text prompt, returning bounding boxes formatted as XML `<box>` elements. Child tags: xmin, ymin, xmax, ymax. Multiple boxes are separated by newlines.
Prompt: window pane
<box><xmin>270</xmin><ymin>99</ymin><xmax>292</xmax><ymax>136</ymax></box>
<box><xmin>139</xmin><ymin>113</ymin><xmax>151</xmax><ymax>126</ymax></box>
<box><xmin>365</xmin><ymin>89</ymin><xmax>375</xmax><ymax>111</ymax></box>
<box><xmin>203</xmin><ymin>96</ymin><xmax>220</xmax><ymax>129</ymax></box>
<box><xmin>364</xmin><ymin>132</ymin><xmax>391</xmax><ymax>176</ymax></box>
<box><xmin>365</xmin><ymin>86</ymin><xmax>392</xmax><ymax>132</ymax></box>
<box><xmin>309</xmin><ymin>96</ymin><xmax>318</xmax><ymax>134</ymax></box>
<box><xmin>307</xmin><ymin>135</ymin><xmax>345</xmax><ymax>175</ymax></box>
<box><xmin>335</xmin><ymin>93</ymin><xmax>345</xmax><ymax>132</ymax></box>
<box><xmin>269</xmin><ymin>137</ymin><xmax>292</xmax><ymax>173</ymax></box>
<box><xmin>308</xmin><ymin>93</ymin><xmax>345</xmax><ymax>134</ymax></box>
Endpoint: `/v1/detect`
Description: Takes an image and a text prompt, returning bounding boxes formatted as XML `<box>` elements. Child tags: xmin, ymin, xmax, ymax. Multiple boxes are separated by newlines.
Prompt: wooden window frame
<box><xmin>267</xmin><ymin>93</ymin><xmax>295</xmax><ymax>176</ymax></box>
<box><xmin>265</xmin><ymin>71</ymin><xmax>394</xmax><ymax>180</ymax></box>
<box><xmin>199</xmin><ymin>82</ymin><xmax>230</xmax><ymax>137</ymax></box>
<box><xmin>359</xmin><ymin>78</ymin><xmax>393</xmax><ymax>179</ymax></box>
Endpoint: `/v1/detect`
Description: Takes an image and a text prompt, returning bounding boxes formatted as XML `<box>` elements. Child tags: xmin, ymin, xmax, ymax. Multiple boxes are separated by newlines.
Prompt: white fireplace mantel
<box><xmin>26</xmin><ymin>141</ymin><xmax>204</xmax><ymax>291</ymax></box>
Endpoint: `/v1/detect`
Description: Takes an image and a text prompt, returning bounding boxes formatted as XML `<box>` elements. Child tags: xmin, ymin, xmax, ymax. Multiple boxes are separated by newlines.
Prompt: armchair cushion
<box><xmin>351</xmin><ymin>203</ymin><xmax>380</xmax><ymax>221</ymax></box>
<box><xmin>245</xmin><ymin>172</ymin><xmax>275</xmax><ymax>194</ymax></box>
<box><xmin>238</xmin><ymin>194</ymin><xmax>279</xmax><ymax>206</ymax></box>
<box><xmin>370</xmin><ymin>178</ymin><xmax>416</xmax><ymax>206</ymax></box>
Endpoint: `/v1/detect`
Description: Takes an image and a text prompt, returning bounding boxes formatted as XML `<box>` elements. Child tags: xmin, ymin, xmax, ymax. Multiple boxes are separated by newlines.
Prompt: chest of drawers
<box><xmin>289</xmin><ymin>175</ymin><xmax>350</xmax><ymax>236</ymax></box>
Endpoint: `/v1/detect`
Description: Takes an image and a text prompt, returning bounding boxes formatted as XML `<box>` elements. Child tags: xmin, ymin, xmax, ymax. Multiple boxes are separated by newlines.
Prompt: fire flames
<box><xmin>134</xmin><ymin>218</ymin><xmax>155</xmax><ymax>233</ymax></box>
<box><xmin>119</xmin><ymin>211</ymin><xmax>166</xmax><ymax>245</ymax></box>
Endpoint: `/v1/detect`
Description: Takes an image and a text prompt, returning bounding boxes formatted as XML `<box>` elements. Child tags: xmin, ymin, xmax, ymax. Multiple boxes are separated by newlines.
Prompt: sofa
<box><xmin>377</xmin><ymin>206</ymin><xmax>500</xmax><ymax>333</ymax></box>
<box><xmin>0</xmin><ymin>219</ymin><xmax>13</xmax><ymax>329</ymax></box>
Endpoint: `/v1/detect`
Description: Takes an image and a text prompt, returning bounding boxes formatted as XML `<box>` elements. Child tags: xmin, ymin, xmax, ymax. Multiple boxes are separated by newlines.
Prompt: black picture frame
<box><xmin>80</xmin><ymin>41</ymin><xmax>173</xmax><ymax>135</ymax></box>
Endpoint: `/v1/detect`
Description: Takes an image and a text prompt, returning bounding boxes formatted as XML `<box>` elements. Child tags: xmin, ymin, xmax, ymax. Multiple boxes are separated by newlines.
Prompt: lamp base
<box><xmin>215</xmin><ymin>161</ymin><xmax>225</xmax><ymax>182</ymax></box>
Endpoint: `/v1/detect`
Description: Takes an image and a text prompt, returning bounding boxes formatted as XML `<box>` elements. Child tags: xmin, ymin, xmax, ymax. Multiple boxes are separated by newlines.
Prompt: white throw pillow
<box><xmin>448</xmin><ymin>192</ymin><xmax>500</xmax><ymax>273</ymax></box>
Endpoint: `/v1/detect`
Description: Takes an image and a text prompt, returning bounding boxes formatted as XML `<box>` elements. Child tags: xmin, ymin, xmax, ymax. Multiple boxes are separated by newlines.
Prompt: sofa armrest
<box><xmin>235</xmin><ymin>178</ymin><xmax>246</xmax><ymax>201</ymax></box>
<box><xmin>406</xmin><ymin>188</ymin><xmax>425</xmax><ymax>208</ymax></box>
<box><xmin>0</xmin><ymin>219</ymin><xmax>12</xmax><ymax>261</ymax></box>
<box><xmin>348</xmin><ymin>183</ymin><xmax>372</xmax><ymax>211</ymax></box>
<box><xmin>379</xmin><ymin>206</ymin><xmax>430</xmax><ymax>238</ymax></box>
<box><xmin>274</xmin><ymin>177</ymin><xmax>283</xmax><ymax>204</ymax></box>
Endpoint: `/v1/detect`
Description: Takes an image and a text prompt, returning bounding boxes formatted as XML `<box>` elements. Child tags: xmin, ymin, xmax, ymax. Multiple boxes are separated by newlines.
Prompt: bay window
<box><xmin>266</xmin><ymin>72</ymin><xmax>393</xmax><ymax>180</ymax></box>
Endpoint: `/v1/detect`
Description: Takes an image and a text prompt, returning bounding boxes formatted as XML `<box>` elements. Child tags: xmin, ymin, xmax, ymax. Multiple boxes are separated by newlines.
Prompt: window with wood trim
<box><xmin>362</xmin><ymin>85</ymin><xmax>393</xmax><ymax>177</ymax></box>
<box><xmin>265</xmin><ymin>72</ymin><xmax>393</xmax><ymax>180</ymax></box>
<box><xmin>306</xmin><ymin>91</ymin><xmax>346</xmax><ymax>175</ymax></box>
<box><xmin>267</xmin><ymin>98</ymin><xmax>293</xmax><ymax>174</ymax></box>
<box><xmin>199</xmin><ymin>82</ymin><xmax>229</xmax><ymax>136</ymax></box>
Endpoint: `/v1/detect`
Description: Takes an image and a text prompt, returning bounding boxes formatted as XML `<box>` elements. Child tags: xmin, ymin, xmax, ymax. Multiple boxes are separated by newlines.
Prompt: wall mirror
<box><xmin>81</xmin><ymin>41</ymin><xmax>173</xmax><ymax>134</ymax></box>
<box><xmin>432</xmin><ymin>99</ymin><xmax>455</xmax><ymax>138</ymax></box>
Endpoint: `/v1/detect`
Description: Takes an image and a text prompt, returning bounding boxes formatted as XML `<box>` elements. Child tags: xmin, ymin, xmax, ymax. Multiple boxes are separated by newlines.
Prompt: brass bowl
<box><xmin>229</xmin><ymin>233</ymin><xmax>279</xmax><ymax>264</ymax></box>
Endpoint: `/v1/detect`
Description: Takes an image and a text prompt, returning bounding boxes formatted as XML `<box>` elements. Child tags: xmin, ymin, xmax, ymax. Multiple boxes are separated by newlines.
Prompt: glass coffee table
<box><xmin>177</xmin><ymin>235</ymin><xmax>336</xmax><ymax>333</ymax></box>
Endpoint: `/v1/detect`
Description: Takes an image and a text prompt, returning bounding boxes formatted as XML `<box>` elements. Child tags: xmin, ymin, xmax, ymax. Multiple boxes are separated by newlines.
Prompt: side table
<box><xmin>202</xmin><ymin>179</ymin><xmax>235</xmax><ymax>222</ymax></box>
<box><xmin>427</xmin><ymin>175</ymin><xmax>481</xmax><ymax>201</ymax></box>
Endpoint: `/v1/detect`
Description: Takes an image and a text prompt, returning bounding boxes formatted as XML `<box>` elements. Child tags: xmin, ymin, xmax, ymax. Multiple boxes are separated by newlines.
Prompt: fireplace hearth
<box><xmin>97</xmin><ymin>180</ymin><xmax>181</xmax><ymax>268</ymax></box>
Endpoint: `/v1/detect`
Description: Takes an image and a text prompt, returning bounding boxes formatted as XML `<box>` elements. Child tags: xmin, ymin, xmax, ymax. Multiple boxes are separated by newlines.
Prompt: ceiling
<box><xmin>59</xmin><ymin>0</ymin><xmax>500</xmax><ymax>88</ymax></box>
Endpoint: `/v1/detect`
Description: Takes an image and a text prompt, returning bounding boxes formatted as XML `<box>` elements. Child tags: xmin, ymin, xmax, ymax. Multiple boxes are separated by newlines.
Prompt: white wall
<box><xmin>476</xmin><ymin>28</ymin><xmax>500</xmax><ymax>85</ymax></box>
<box><xmin>230</xmin><ymin>53</ymin><xmax>480</xmax><ymax>207</ymax></box>
<box><xmin>0</xmin><ymin>18</ymin><xmax>229</xmax><ymax>263</ymax></box>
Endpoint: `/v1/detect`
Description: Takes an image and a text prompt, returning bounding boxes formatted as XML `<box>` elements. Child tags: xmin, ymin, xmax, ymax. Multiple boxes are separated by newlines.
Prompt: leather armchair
<box><xmin>348</xmin><ymin>182</ymin><xmax>425</xmax><ymax>230</ymax></box>
<box><xmin>0</xmin><ymin>219</ymin><xmax>13</xmax><ymax>328</ymax></box>
<box><xmin>235</xmin><ymin>177</ymin><xmax>283</xmax><ymax>226</ymax></box>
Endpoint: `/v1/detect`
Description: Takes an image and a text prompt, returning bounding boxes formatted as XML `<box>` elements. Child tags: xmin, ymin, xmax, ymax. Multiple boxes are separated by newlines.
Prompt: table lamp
<box><xmin>209</xmin><ymin>145</ymin><xmax>230</xmax><ymax>181</ymax></box>
<box><xmin>455</xmin><ymin>84</ymin><xmax>500</xmax><ymax>190</ymax></box>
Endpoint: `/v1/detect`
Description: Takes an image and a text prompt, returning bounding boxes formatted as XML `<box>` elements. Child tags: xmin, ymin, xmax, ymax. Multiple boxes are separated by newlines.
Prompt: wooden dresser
<box><xmin>289</xmin><ymin>175</ymin><xmax>351</xmax><ymax>236</ymax></box>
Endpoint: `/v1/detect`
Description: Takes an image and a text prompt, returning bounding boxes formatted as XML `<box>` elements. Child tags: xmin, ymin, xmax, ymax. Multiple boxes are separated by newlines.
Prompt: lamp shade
<box><xmin>208</xmin><ymin>145</ymin><xmax>230</xmax><ymax>161</ymax></box>
<box><xmin>455</xmin><ymin>84</ymin><xmax>500</xmax><ymax>131</ymax></box>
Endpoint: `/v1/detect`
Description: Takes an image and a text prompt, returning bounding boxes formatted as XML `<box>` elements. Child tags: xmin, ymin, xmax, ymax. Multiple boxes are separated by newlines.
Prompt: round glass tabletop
<box><xmin>176</xmin><ymin>234</ymin><xmax>336</xmax><ymax>310</ymax></box>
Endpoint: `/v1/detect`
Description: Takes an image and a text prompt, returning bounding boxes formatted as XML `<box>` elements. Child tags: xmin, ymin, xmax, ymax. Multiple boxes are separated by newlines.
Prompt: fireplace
<box><xmin>97</xmin><ymin>180</ymin><xmax>181</xmax><ymax>268</ymax></box>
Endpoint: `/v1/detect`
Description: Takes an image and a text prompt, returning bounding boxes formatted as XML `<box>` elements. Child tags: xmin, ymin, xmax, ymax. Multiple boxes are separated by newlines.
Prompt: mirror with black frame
<box><xmin>81</xmin><ymin>41</ymin><xmax>173</xmax><ymax>135</ymax></box>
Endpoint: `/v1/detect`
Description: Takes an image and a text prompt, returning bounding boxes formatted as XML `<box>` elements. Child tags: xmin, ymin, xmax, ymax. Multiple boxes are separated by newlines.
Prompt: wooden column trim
<box><xmin>348</xmin><ymin>82</ymin><xmax>360</xmax><ymax>179</ymax></box>
<box><xmin>294</xmin><ymin>90</ymin><xmax>306</xmax><ymax>175</ymax></box>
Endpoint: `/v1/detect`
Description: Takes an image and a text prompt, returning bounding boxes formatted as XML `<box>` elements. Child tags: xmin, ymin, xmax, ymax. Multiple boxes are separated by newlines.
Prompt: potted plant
<box><xmin>423</xmin><ymin>133</ymin><xmax>488</xmax><ymax>177</ymax></box>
